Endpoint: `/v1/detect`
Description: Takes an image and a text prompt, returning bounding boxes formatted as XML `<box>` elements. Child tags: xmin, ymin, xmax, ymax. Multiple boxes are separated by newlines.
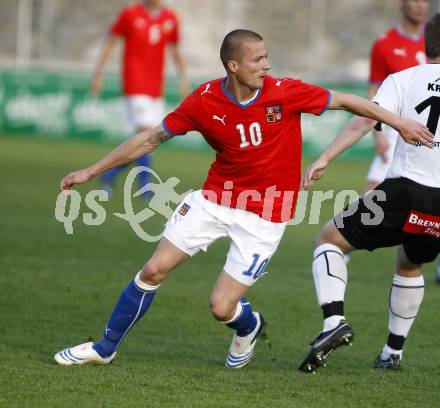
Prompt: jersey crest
<box><xmin>265</xmin><ymin>104</ymin><xmax>282</xmax><ymax>123</ymax></box>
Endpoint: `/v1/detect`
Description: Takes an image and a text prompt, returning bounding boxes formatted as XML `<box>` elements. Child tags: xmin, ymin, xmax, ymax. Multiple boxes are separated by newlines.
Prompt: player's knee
<box><xmin>397</xmin><ymin>246</ymin><xmax>422</xmax><ymax>277</ymax></box>
<box><xmin>209</xmin><ymin>298</ymin><xmax>234</xmax><ymax>322</ymax></box>
<box><xmin>397</xmin><ymin>264</ymin><xmax>422</xmax><ymax>277</ymax></box>
<box><xmin>315</xmin><ymin>221</ymin><xmax>336</xmax><ymax>247</ymax></box>
<box><xmin>315</xmin><ymin>230</ymin><xmax>326</xmax><ymax>247</ymax></box>
<box><xmin>139</xmin><ymin>261</ymin><xmax>167</xmax><ymax>286</ymax></box>
<box><xmin>315</xmin><ymin>220</ymin><xmax>352</xmax><ymax>253</ymax></box>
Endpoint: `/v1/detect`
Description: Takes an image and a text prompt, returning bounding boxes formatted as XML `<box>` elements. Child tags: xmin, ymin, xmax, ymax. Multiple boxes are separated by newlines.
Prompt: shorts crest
<box><xmin>178</xmin><ymin>203</ymin><xmax>191</xmax><ymax>216</ymax></box>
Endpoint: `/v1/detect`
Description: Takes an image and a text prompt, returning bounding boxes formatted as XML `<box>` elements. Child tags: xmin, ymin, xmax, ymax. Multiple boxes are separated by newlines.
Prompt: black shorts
<box><xmin>335</xmin><ymin>177</ymin><xmax>440</xmax><ymax>264</ymax></box>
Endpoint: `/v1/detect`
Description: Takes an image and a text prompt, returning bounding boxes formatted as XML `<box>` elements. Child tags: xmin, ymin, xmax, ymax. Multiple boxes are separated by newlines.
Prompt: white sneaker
<box><xmin>54</xmin><ymin>342</ymin><xmax>116</xmax><ymax>366</ymax></box>
<box><xmin>226</xmin><ymin>312</ymin><xmax>265</xmax><ymax>369</ymax></box>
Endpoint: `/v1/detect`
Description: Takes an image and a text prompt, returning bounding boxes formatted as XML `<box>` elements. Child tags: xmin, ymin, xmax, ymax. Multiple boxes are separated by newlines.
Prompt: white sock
<box><xmin>380</xmin><ymin>344</ymin><xmax>403</xmax><ymax>360</ymax></box>
<box><xmin>388</xmin><ymin>274</ymin><xmax>424</xmax><ymax>336</ymax></box>
<box><xmin>313</xmin><ymin>244</ymin><xmax>347</xmax><ymax>331</ymax></box>
<box><xmin>380</xmin><ymin>274</ymin><xmax>424</xmax><ymax>360</ymax></box>
<box><xmin>224</xmin><ymin>301</ymin><xmax>243</xmax><ymax>324</ymax></box>
<box><xmin>323</xmin><ymin>315</ymin><xmax>344</xmax><ymax>332</ymax></box>
<box><xmin>135</xmin><ymin>271</ymin><xmax>161</xmax><ymax>291</ymax></box>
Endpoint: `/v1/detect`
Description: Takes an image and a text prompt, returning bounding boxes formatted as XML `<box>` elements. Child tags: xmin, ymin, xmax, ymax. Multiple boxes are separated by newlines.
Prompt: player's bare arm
<box><xmin>60</xmin><ymin>124</ymin><xmax>170</xmax><ymax>191</ymax></box>
<box><xmin>303</xmin><ymin>91</ymin><xmax>435</xmax><ymax>190</ymax></box>
<box><xmin>329</xmin><ymin>91</ymin><xmax>434</xmax><ymax>147</ymax></box>
<box><xmin>91</xmin><ymin>36</ymin><xmax>118</xmax><ymax>96</ymax></box>
<box><xmin>302</xmin><ymin>116</ymin><xmax>375</xmax><ymax>190</ymax></box>
<box><xmin>170</xmin><ymin>44</ymin><xmax>189</xmax><ymax>97</ymax></box>
<box><xmin>303</xmin><ymin>87</ymin><xmax>397</xmax><ymax>189</ymax></box>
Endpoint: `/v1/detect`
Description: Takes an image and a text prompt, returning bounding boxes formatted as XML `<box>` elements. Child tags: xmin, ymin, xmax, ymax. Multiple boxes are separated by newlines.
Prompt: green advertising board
<box><xmin>0</xmin><ymin>69</ymin><xmax>374</xmax><ymax>156</ymax></box>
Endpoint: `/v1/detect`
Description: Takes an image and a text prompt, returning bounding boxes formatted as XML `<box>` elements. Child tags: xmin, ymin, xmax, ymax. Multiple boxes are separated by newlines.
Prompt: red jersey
<box><xmin>163</xmin><ymin>76</ymin><xmax>330</xmax><ymax>222</ymax></box>
<box><xmin>110</xmin><ymin>4</ymin><xmax>180</xmax><ymax>97</ymax></box>
<box><xmin>369</xmin><ymin>27</ymin><xmax>426</xmax><ymax>84</ymax></box>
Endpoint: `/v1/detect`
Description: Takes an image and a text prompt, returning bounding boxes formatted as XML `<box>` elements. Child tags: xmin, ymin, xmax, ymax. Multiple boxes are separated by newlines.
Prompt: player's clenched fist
<box><xmin>302</xmin><ymin>157</ymin><xmax>329</xmax><ymax>190</ymax></box>
<box><xmin>60</xmin><ymin>169</ymin><xmax>93</xmax><ymax>191</ymax></box>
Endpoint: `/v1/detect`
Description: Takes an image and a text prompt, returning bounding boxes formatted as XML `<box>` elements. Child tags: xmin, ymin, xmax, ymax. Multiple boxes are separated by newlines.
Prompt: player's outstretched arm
<box><xmin>170</xmin><ymin>44</ymin><xmax>189</xmax><ymax>98</ymax></box>
<box><xmin>60</xmin><ymin>124</ymin><xmax>172</xmax><ymax>192</ymax></box>
<box><xmin>328</xmin><ymin>91</ymin><xmax>434</xmax><ymax>148</ymax></box>
<box><xmin>302</xmin><ymin>116</ymin><xmax>374</xmax><ymax>190</ymax></box>
<box><xmin>90</xmin><ymin>36</ymin><xmax>118</xmax><ymax>96</ymax></box>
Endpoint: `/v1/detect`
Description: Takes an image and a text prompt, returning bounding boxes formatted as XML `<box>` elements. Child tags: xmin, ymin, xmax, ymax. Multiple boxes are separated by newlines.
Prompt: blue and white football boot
<box><xmin>226</xmin><ymin>312</ymin><xmax>265</xmax><ymax>369</ymax></box>
<box><xmin>54</xmin><ymin>342</ymin><xmax>116</xmax><ymax>366</ymax></box>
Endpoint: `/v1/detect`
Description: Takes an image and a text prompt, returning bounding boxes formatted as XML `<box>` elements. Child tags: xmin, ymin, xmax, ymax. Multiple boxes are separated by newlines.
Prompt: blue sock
<box><xmin>225</xmin><ymin>298</ymin><xmax>257</xmax><ymax>337</ymax></box>
<box><xmin>135</xmin><ymin>155</ymin><xmax>152</xmax><ymax>190</ymax></box>
<box><xmin>93</xmin><ymin>277</ymin><xmax>158</xmax><ymax>358</ymax></box>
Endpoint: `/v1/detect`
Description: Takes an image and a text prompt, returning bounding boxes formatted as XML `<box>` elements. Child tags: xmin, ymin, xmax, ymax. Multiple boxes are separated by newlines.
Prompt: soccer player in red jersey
<box><xmin>54</xmin><ymin>30</ymin><xmax>432</xmax><ymax>368</ymax></box>
<box><xmin>91</xmin><ymin>0</ymin><xmax>188</xmax><ymax>196</ymax></box>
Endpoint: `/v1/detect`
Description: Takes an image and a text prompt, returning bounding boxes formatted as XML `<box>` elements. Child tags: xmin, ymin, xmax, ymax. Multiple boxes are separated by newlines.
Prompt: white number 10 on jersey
<box><xmin>236</xmin><ymin>122</ymin><xmax>263</xmax><ymax>148</ymax></box>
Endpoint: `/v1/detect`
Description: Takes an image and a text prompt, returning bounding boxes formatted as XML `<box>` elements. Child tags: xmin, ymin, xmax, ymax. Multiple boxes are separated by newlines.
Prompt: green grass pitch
<box><xmin>0</xmin><ymin>136</ymin><xmax>438</xmax><ymax>408</ymax></box>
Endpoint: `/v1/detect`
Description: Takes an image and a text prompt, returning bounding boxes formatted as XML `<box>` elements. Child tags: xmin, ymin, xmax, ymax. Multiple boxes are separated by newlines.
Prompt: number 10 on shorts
<box><xmin>243</xmin><ymin>254</ymin><xmax>269</xmax><ymax>280</ymax></box>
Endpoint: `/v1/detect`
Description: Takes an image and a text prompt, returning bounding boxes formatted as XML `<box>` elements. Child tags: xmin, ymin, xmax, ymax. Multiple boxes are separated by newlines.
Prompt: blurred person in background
<box><xmin>91</xmin><ymin>0</ymin><xmax>188</xmax><ymax>197</ymax></box>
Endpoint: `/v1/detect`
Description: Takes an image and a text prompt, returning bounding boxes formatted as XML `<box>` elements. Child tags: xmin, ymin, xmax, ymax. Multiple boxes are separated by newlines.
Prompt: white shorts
<box><xmin>164</xmin><ymin>191</ymin><xmax>287</xmax><ymax>286</ymax></box>
<box><xmin>125</xmin><ymin>95</ymin><xmax>165</xmax><ymax>133</ymax></box>
<box><xmin>366</xmin><ymin>131</ymin><xmax>398</xmax><ymax>183</ymax></box>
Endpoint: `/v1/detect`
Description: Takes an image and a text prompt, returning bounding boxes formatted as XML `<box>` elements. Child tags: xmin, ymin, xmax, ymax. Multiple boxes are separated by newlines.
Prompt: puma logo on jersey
<box><xmin>201</xmin><ymin>84</ymin><xmax>212</xmax><ymax>95</ymax></box>
<box><xmin>276</xmin><ymin>79</ymin><xmax>286</xmax><ymax>87</ymax></box>
<box><xmin>212</xmin><ymin>114</ymin><xmax>226</xmax><ymax>126</ymax></box>
<box><xmin>393</xmin><ymin>48</ymin><xmax>407</xmax><ymax>57</ymax></box>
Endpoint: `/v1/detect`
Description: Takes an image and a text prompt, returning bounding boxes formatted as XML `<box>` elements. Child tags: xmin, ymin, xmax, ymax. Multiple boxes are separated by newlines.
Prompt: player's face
<box><xmin>235</xmin><ymin>41</ymin><xmax>271</xmax><ymax>90</ymax></box>
<box><xmin>401</xmin><ymin>0</ymin><xmax>429</xmax><ymax>24</ymax></box>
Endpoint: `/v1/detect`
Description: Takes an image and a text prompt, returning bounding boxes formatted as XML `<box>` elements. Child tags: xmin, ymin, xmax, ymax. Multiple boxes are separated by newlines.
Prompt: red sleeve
<box><xmin>110</xmin><ymin>8</ymin><xmax>128</xmax><ymax>37</ymax></box>
<box><xmin>284</xmin><ymin>79</ymin><xmax>330</xmax><ymax>116</ymax></box>
<box><xmin>162</xmin><ymin>91</ymin><xmax>199</xmax><ymax>136</ymax></box>
<box><xmin>369</xmin><ymin>40</ymin><xmax>388</xmax><ymax>84</ymax></box>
